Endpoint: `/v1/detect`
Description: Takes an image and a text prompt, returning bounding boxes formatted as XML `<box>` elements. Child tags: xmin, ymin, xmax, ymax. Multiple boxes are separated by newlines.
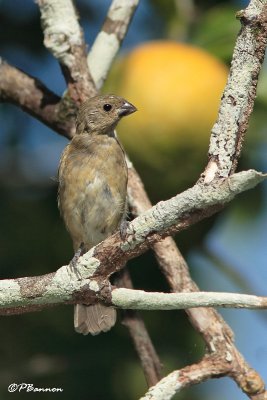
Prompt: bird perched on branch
<box><xmin>58</xmin><ymin>94</ymin><xmax>137</xmax><ymax>335</ymax></box>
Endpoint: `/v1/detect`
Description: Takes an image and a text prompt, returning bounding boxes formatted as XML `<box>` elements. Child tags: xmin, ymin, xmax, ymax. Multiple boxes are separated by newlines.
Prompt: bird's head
<box><xmin>76</xmin><ymin>94</ymin><xmax>137</xmax><ymax>136</ymax></box>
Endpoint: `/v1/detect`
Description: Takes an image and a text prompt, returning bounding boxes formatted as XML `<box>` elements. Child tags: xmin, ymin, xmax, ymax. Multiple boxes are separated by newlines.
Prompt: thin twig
<box><xmin>112</xmin><ymin>289</ymin><xmax>267</xmax><ymax>310</ymax></box>
<box><xmin>118</xmin><ymin>269</ymin><xmax>162</xmax><ymax>387</ymax></box>
<box><xmin>88</xmin><ymin>0</ymin><xmax>139</xmax><ymax>89</ymax></box>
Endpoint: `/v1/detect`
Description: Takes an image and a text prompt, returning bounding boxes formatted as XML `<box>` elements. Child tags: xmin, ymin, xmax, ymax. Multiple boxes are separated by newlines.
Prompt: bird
<box><xmin>58</xmin><ymin>94</ymin><xmax>137</xmax><ymax>335</ymax></box>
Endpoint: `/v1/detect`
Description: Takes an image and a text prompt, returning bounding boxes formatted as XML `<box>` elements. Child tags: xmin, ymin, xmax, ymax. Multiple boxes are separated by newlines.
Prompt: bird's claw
<box><xmin>120</xmin><ymin>220</ymin><xmax>130</xmax><ymax>241</ymax></box>
<box><xmin>70</xmin><ymin>242</ymin><xmax>85</xmax><ymax>278</ymax></box>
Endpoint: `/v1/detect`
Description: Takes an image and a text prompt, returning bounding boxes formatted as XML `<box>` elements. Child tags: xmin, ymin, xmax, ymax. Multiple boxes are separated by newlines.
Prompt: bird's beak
<box><xmin>118</xmin><ymin>101</ymin><xmax>137</xmax><ymax>117</ymax></box>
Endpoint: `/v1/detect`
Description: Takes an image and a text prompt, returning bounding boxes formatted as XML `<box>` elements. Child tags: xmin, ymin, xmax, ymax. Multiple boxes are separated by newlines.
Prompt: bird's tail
<box><xmin>74</xmin><ymin>304</ymin><xmax>117</xmax><ymax>335</ymax></box>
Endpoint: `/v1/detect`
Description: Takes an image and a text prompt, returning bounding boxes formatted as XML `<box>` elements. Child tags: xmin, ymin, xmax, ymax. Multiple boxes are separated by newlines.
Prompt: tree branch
<box><xmin>118</xmin><ymin>269</ymin><xmax>162</xmax><ymax>387</ymax></box>
<box><xmin>0</xmin><ymin>0</ymin><xmax>267</xmax><ymax>398</ymax></box>
<box><xmin>139</xmin><ymin>357</ymin><xmax>230</xmax><ymax>400</ymax></box>
<box><xmin>87</xmin><ymin>0</ymin><xmax>139</xmax><ymax>89</ymax></box>
<box><xmin>36</xmin><ymin>0</ymin><xmax>161</xmax><ymax>386</ymax></box>
<box><xmin>125</xmin><ymin>2</ymin><xmax>267</xmax><ymax>396</ymax></box>
<box><xmin>0</xmin><ymin>170</ymin><xmax>265</xmax><ymax>314</ymax></box>
<box><xmin>139</xmin><ymin>357</ymin><xmax>267</xmax><ymax>400</ymax></box>
<box><xmin>37</xmin><ymin>0</ymin><xmax>97</xmax><ymax>102</ymax></box>
<box><xmin>127</xmin><ymin>166</ymin><xmax>267</xmax><ymax>398</ymax></box>
<box><xmin>204</xmin><ymin>0</ymin><xmax>267</xmax><ymax>182</ymax></box>
<box><xmin>0</xmin><ymin>0</ymin><xmax>140</xmax><ymax>131</ymax></box>
<box><xmin>0</xmin><ymin>58</ymin><xmax>75</xmax><ymax>138</ymax></box>
<box><xmin>2</xmin><ymin>281</ymin><xmax>267</xmax><ymax>316</ymax></box>
<box><xmin>112</xmin><ymin>289</ymin><xmax>267</xmax><ymax>310</ymax></box>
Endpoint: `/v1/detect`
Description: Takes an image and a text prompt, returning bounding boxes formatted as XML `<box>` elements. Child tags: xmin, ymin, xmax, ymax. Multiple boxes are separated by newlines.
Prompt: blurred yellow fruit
<box><xmin>104</xmin><ymin>41</ymin><xmax>228</xmax><ymax>201</ymax></box>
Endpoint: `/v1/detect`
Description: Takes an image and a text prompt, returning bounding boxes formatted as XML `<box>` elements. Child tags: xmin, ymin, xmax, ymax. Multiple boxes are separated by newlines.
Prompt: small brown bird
<box><xmin>58</xmin><ymin>94</ymin><xmax>137</xmax><ymax>335</ymax></box>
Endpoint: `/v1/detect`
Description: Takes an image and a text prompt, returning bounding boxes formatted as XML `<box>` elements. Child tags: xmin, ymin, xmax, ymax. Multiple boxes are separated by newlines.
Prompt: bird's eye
<box><xmin>103</xmin><ymin>104</ymin><xmax>112</xmax><ymax>112</ymax></box>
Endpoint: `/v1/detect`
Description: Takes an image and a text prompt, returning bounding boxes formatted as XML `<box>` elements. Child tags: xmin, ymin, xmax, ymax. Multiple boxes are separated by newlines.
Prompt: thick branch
<box><xmin>38</xmin><ymin>0</ymin><xmax>97</xmax><ymax>102</ymax></box>
<box><xmin>204</xmin><ymin>0</ymin><xmax>267</xmax><ymax>181</ymax></box>
<box><xmin>120</xmin><ymin>169</ymin><xmax>264</xmax><ymax>262</ymax></box>
<box><xmin>0</xmin><ymin>170</ymin><xmax>265</xmax><ymax>314</ymax></box>
<box><xmin>0</xmin><ymin>58</ymin><xmax>74</xmax><ymax>138</ymax></box>
<box><xmin>88</xmin><ymin>0</ymin><xmax>139</xmax><ymax>89</ymax></box>
<box><xmin>2</xmin><ymin>273</ymin><xmax>267</xmax><ymax>314</ymax></box>
<box><xmin>125</xmin><ymin>2</ymin><xmax>267</xmax><ymax>395</ymax></box>
<box><xmin>127</xmin><ymin>165</ymin><xmax>235</xmax><ymax>357</ymax></box>
<box><xmin>0</xmin><ymin>0</ymin><xmax>266</xmax><ymax>398</ymax></box>
<box><xmin>127</xmin><ymin>166</ymin><xmax>267</xmax><ymax>398</ymax></box>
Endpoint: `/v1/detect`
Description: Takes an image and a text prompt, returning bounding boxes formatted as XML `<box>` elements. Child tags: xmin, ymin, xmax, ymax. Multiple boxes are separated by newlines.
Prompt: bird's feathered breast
<box><xmin>58</xmin><ymin>133</ymin><xmax>128</xmax><ymax>250</ymax></box>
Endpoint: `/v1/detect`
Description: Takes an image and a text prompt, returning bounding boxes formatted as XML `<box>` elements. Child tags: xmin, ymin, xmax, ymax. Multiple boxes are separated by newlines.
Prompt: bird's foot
<box><xmin>119</xmin><ymin>220</ymin><xmax>130</xmax><ymax>241</ymax></box>
<box><xmin>70</xmin><ymin>242</ymin><xmax>85</xmax><ymax>279</ymax></box>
